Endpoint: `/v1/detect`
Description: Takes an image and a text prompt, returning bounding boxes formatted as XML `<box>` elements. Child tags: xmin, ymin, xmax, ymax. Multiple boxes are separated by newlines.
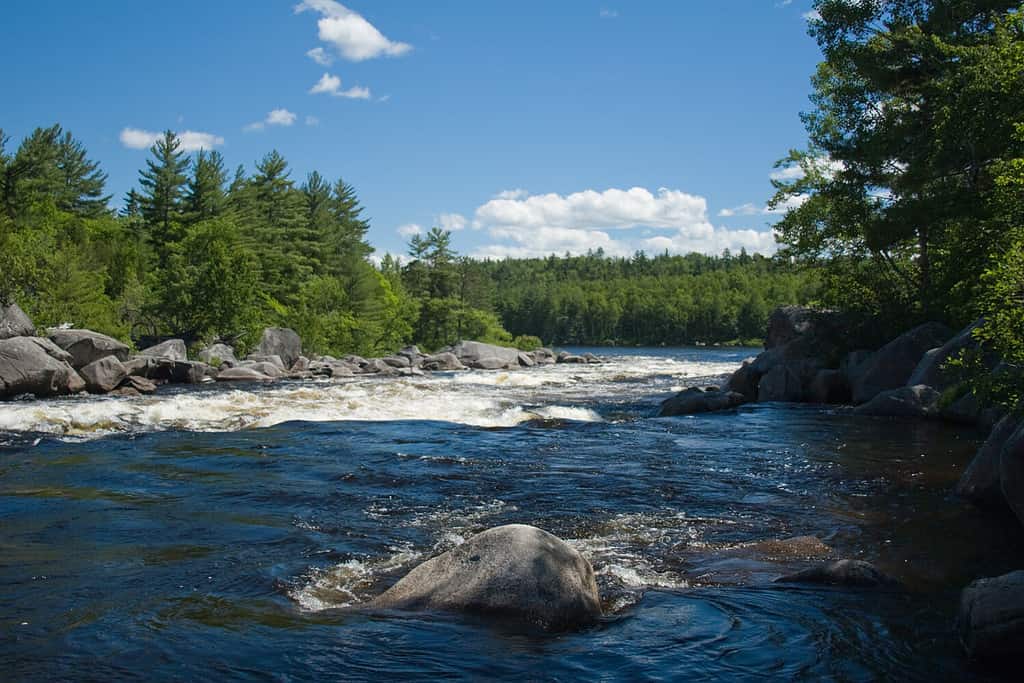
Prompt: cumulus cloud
<box><xmin>599</xmin><ymin>8</ymin><xmax>619</xmax><ymax>18</ymax></box>
<box><xmin>397</xmin><ymin>223</ymin><xmax>422</xmax><ymax>237</ymax></box>
<box><xmin>243</xmin><ymin>109</ymin><xmax>298</xmax><ymax>132</ymax></box>
<box><xmin>295</xmin><ymin>0</ymin><xmax>412</xmax><ymax>62</ymax></box>
<box><xmin>437</xmin><ymin>213</ymin><xmax>467</xmax><ymax>231</ymax></box>
<box><xmin>718</xmin><ymin>203</ymin><xmax>760</xmax><ymax>217</ymax></box>
<box><xmin>119</xmin><ymin>127</ymin><xmax>224</xmax><ymax>152</ymax></box>
<box><xmin>306</xmin><ymin>46</ymin><xmax>333</xmax><ymax>65</ymax></box>
<box><xmin>309</xmin><ymin>72</ymin><xmax>372</xmax><ymax>99</ymax></box>
<box><xmin>494</xmin><ymin>188</ymin><xmax>528</xmax><ymax>200</ymax></box>
<box><xmin>465</xmin><ymin>186</ymin><xmax>778</xmax><ymax>259</ymax></box>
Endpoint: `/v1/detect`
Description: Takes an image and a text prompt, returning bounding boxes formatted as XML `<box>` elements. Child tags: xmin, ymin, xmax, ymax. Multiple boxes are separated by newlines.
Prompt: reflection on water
<box><xmin>1</xmin><ymin>347</ymin><xmax>1022</xmax><ymax>680</ymax></box>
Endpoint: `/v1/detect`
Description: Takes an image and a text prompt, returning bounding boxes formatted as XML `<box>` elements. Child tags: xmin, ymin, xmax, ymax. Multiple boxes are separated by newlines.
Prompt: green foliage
<box><xmin>512</xmin><ymin>334</ymin><xmax>543</xmax><ymax>352</ymax></box>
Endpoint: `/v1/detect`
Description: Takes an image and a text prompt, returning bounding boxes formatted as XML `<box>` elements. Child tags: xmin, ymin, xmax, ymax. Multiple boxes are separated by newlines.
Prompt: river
<box><xmin>1</xmin><ymin>347</ymin><xmax>1021</xmax><ymax>680</ymax></box>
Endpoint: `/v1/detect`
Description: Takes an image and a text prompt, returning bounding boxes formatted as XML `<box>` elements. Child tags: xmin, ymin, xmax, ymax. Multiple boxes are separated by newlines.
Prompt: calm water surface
<box><xmin>1</xmin><ymin>347</ymin><xmax>1022</xmax><ymax>681</ymax></box>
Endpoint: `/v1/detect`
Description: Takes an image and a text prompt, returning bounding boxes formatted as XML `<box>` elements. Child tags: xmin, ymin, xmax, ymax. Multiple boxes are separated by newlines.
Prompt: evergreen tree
<box><xmin>184</xmin><ymin>150</ymin><xmax>227</xmax><ymax>225</ymax></box>
<box><xmin>138</xmin><ymin>131</ymin><xmax>189</xmax><ymax>265</ymax></box>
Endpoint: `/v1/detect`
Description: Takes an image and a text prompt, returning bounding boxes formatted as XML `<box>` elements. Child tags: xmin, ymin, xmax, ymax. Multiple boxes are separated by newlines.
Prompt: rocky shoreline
<box><xmin>0</xmin><ymin>302</ymin><xmax>600</xmax><ymax>403</ymax></box>
<box><xmin>657</xmin><ymin>305</ymin><xmax>1023</xmax><ymax>662</ymax></box>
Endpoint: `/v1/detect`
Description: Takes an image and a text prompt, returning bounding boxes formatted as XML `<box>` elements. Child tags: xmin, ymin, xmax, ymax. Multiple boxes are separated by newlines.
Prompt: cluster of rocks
<box><xmin>1</xmin><ymin>302</ymin><xmax>595</xmax><ymax>401</ymax></box>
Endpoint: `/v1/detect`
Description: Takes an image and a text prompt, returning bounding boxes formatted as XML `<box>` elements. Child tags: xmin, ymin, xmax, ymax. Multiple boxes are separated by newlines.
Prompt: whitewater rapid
<box><xmin>0</xmin><ymin>352</ymin><xmax>742</xmax><ymax>440</ymax></box>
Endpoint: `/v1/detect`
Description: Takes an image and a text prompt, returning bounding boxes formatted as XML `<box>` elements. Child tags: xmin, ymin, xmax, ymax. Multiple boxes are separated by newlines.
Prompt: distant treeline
<box><xmin>0</xmin><ymin>125</ymin><xmax>815</xmax><ymax>355</ymax></box>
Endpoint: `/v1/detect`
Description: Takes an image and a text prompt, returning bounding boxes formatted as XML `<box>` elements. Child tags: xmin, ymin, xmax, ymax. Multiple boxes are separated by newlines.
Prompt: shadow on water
<box><xmin>1</xmin><ymin>375</ymin><xmax>1022</xmax><ymax>680</ymax></box>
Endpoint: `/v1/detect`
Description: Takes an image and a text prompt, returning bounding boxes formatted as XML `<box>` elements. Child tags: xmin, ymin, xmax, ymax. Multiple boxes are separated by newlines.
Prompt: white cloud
<box><xmin>466</xmin><ymin>186</ymin><xmax>778</xmax><ymax>258</ymax></box>
<box><xmin>718</xmin><ymin>203</ymin><xmax>760</xmax><ymax>217</ymax></box>
<box><xmin>763</xmin><ymin>194</ymin><xmax>809</xmax><ymax>215</ymax></box>
<box><xmin>397</xmin><ymin>223</ymin><xmax>422</xmax><ymax>237</ymax></box>
<box><xmin>305</xmin><ymin>115</ymin><xmax>320</xmax><ymax>126</ymax></box>
<box><xmin>599</xmin><ymin>8</ymin><xmax>618</xmax><ymax>18</ymax></box>
<box><xmin>119</xmin><ymin>127</ymin><xmax>224</xmax><ymax>152</ymax></box>
<box><xmin>803</xmin><ymin>10</ymin><xmax>822</xmax><ymax>21</ymax></box>
<box><xmin>770</xmin><ymin>164</ymin><xmax>804</xmax><ymax>182</ymax></box>
<box><xmin>494</xmin><ymin>188</ymin><xmax>527</xmax><ymax>200</ymax></box>
<box><xmin>309</xmin><ymin>72</ymin><xmax>372</xmax><ymax>99</ymax></box>
<box><xmin>266</xmin><ymin>108</ymin><xmax>297</xmax><ymax>126</ymax></box>
<box><xmin>306</xmin><ymin>46</ymin><xmax>333</xmax><ymax>65</ymax></box>
<box><xmin>296</xmin><ymin>0</ymin><xmax>412</xmax><ymax>62</ymax></box>
<box><xmin>437</xmin><ymin>213</ymin><xmax>467</xmax><ymax>231</ymax></box>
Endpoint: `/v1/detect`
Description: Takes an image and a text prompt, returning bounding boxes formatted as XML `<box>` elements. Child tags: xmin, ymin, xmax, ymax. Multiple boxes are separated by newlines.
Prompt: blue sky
<box><xmin>2</xmin><ymin>0</ymin><xmax>823</xmax><ymax>260</ymax></box>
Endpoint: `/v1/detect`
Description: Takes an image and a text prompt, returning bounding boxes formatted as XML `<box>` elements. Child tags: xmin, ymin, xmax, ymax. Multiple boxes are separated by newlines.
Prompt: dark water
<box><xmin>1</xmin><ymin>347</ymin><xmax>1022</xmax><ymax>681</ymax></box>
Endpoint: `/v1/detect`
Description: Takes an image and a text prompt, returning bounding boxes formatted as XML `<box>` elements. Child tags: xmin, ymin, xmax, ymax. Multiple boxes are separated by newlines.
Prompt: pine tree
<box><xmin>138</xmin><ymin>131</ymin><xmax>189</xmax><ymax>265</ymax></box>
<box><xmin>184</xmin><ymin>150</ymin><xmax>227</xmax><ymax>225</ymax></box>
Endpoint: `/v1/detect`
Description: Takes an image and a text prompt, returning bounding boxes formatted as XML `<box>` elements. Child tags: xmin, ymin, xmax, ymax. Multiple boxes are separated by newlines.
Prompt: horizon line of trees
<box><xmin>0</xmin><ymin>124</ymin><xmax>818</xmax><ymax>355</ymax></box>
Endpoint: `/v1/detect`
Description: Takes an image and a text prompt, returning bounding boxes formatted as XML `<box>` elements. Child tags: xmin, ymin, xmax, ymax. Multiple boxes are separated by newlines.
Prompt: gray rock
<box><xmin>79</xmin><ymin>356</ymin><xmax>127</xmax><ymax>394</ymax></box>
<box><xmin>517</xmin><ymin>351</ymin><xmax>536</xmax><ymax>367</ymax></box>
<box><xmin>808</xmin><ymin>369</ymin><xmax>851</xmax><ymax>404</ymax></box>
<box><xmin>726</xmin><ymin>359</ymin><xmax>760</xmax><ymax>402</ymax></box>
<box><xmin>421</xmin><ymin>352</ymin><xmax>466</xmax><ymax>372</ymax></box>
<box><xmin>381</xmin><ymin>355</ymin><xmax>411</xmax><ymax>369</ymax></box>
<box><xmin>533</xmin><ymin>348</ymin><xmax>557</xmax><ymax>365</ymax></box>
<box><xmin>956</xmin><ymin>414</ymin><xmax>1019</xmax><ymax>509</ymax></box>
<box><xmin>775</xmin><ymin>559</ymin><xmax>897</xmax><ymax>587</ymax></box>
<box><xmin>0</xmin><ymin>302</ymin><xmax>35</xmax><ymax>340</ymax></box>
<box><xmin>370</xmin><ymin>524</ymin><xmax>601</xmax><ymax>631</ymax></box>
<box><xmin>256</xmin><ymin>327</ymin><xmax>302</xmax><ymax>369</ymax></box>
<box><xmin>120</xmin><ymin>375</ymin><xmax>157</xmax><ymax>395</ymax></box>
<box><xmin>125</xmin><ymin>357</ymin><xmax>214</xmax><ymax>384</ymax></box>
<box><xmin>244</xmin><ymin>361</ymin><xmax>283</xmax><ymax>378</ymax></box>
<box><xmin>27</xmin><ymin>337</ymin><xmax>73</xmax><ymax>364</ymax></box>
<box><xmin>0</xmin><ymin>337</ymin><xmax>85</xmax><ymax>398</ymax></box>
<box><xmin>659</xmin><ymin>386</ymin><xmax>746</xmax><ymax>416</ymax></box>
<box><xmin>959</xmin><ymin>570</ymin><xmax>1024</xmax><ymax>660</ymax></box>
<box><xmin>848</xmin><ymin>322</ymin><xmax>953</xmax><ymax>404</ymax></box>
<box><xmin>583</xmin><ymin>352</ymin><xmax>600</xmax><ymax>364</ymax></box>
<box><xmin>360</xmin><ymin>358</ymin><xmax>401</xmax><ymax>376</ymax></box>
<box><xmin>309</xmin><ymin>359</ymin><xmax>354</xmax><ymax>377</ymax></box>
<box><xmin>452</xmin><ymin>340</ymin><xmax>521</xmax><ymax>370</ymax></box>
<box><xmin>245</xmin><ymin>353</ymin><xmax>285</xmax><ymax>371</ymax></box>
<box><xmin>139</xmin><ymin>339</ymin><xmax>187</xmax><ymax>362</ymax></box>
<box><xmin>853</xmin><ymin>384</ymin><xmax>941</xmax><ymax>418</ymax></box>
<box><xmin>197</xmin><ymin>343</ymin><xmax>238</xmax><ymax>368</ymax></box>
<box><xmin>907</xmin><ymin>319</ymin><xmax>982</xmax><ymax>391</ymax></box>
<box><xmin>998</xmin><ymin>422</ymin><xmax>1024</xmax><ymax>528</ymax></box>
<box><xmin>48</xmin><ymin>328</ymin><xmax>130</xmax><ymax>369</ymax></box>
<box><xmin>216</xmin><ymin>367</ymin><xmax>274</xmax><ymax>382</ymax></box>
<box><xmin>757</xmin><ymin>360</ymin><xmax>820</xmax><ymax>402</ymax></box>
<box><xmin>290</xmin><ymin>356</ymin><xmax>310</xmax><ymax>373</ymax></box>
<box><xmin>557</xmin><ymin>352</ymin><xmax>588</xmax><ymax>364</ymax></box>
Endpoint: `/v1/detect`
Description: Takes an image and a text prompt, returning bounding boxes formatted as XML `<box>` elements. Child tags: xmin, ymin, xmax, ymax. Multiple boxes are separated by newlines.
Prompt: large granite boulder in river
<box><xmin>197</xmin><ymin>343</ymin><xmax>238</xmax><ymax>368</ymax></box>
<box><xmin>48</xmin><ymin>328</ymin><xmax>130</xmax><ymax>369</ymax></box>
<box><xmin>370</xmin><ymin>524</ymin><xmax>602</xmax><ymax>631</ymax></box>
<box><xmin>775</xmin><ymin>559</ymin><xmax>897</xmax><ymax>587</ymax></box>
<box><xmin>79</xmin><ymin>355</ymin><xmax>128</xmax><ymax>394</ymax></box>
<box><xmin>959</xmin><ymin>570</ymin><xmax>1024</xmax><ymax>660</ymax></box>
<box><xmin>256</xmin><ymin>327</ymin><xmax>302</xmax><ymax>369</ymax></box>
<box><xmin>852</xmin><ymin>384</ymin><xmax>941</xmax><ymax>418</ymax></box>
<box><xmin>659</xmin><ymin>386</ymin><xmax>745</xmax><ymax>416</ymax></box>
<box><xmin>450</xmin><ymin>341</ymin><xmax>520</xmax><ymax>370</ymax></box>
<box><xmin>0</xmin><ymin>336</ymin><xmax>85</xmax><ymax>398</ymax></box>
<box><xmin>0</xmin><ymin>302</ymin><xmax>35</xmax><ymax>340</ymax></box>
<box><xmin>217</xmin><ymin>366</ymin><xmax>276</xmax><ymax>382</ymax></box>
<box><xmin>139</xmin><ymin>339</ymin><xmax>187</xmax><ymax>362</ymax></box>
<box><xmin>906</xmin><ymin>319</ymin><xmax>984</xmax><ymax>392</ymax></box>
<box><xmin>848</xmin><ymin>322</ymin><xmax>952</xmax><ymax>404</ymax></box>
<box><xmin>421</xmin><ymin>351</ymin><xmax>466</xmax><ymax>372</ymax></box>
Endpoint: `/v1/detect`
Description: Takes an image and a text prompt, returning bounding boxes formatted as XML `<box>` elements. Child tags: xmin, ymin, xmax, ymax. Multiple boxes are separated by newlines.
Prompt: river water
<box><xmin>1</xmin><ymin>347</ymin><xmax>1022</xmax><ymax>681</ymax></box>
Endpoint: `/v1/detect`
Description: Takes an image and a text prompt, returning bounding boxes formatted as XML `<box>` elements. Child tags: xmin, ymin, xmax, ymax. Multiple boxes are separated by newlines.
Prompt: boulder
<box><xmin>397</xmin><ymin>346</ymin><xmax>426</xmax><ymax>367</ymax></box>
<box><xmin>216</xmin><ymin>367</ymin><xmax>275</xmax><ymax>382</ymax></box>
<box><xmin>290</xmin><ymin>356</ymin><xmax>310</xmax><ymax>373</ymax></box>
<box><xmin>27</xmin><ymin>337</ymin><xmax>74</xmax><ymax>364</ymax></box>
<box><xmin>775</xmin><ymin>559</ymin><xmax>897</xmax><ymax>587</ymax></box>
<box><xmin>848</xmin><ymin>322</ymin><xmax>953</xmax><ymax>404</ymax></box>
<box><xmin>242</xmin><ymin>361</ymin><xmax>283</xmax><ymax>378</ymax></box>
<box><xmin>726</xmin><ymin>359</ymin><xmax>760</xmax><ymax>402</ymax></box>
<box><xmin>557</xmin><ymin>352</ymin><xmax>588</xmax><ymax>364</ymax></box>
<box><xmin>381</xmin><ymin>355</ymin><xmax>411</xmax><ymax>369</ymax></box>
<box><xmin>125</xmin><ymin>357</ymin><xmax>214</xmax><ymax>384</ymax></box>
<box><xmin>361</xmin><ymin>358</ymin><xmax>401</xmax><ymax>376</ymax></box>
<box><xmin>370</xmin><ymin>524</ymin><xmax>601</xmax><ymax>631</ymax></box>
<box><xmin>998</xmin><ymin>423</ymin><xmax>1024</xmax><ymax>528</ymax></box>
<box><xmin>79</xmin><ymin>356</ymin><xmax>127</xmax><ymax>394</ymax></box>
<box><xmin>0</xmin><ymin>336</ymin><xmax>85</xmax><ymax>398</ymax></box>
<box><xmin>533</xmin><ymin>348</ymin><xmax>557</xmax><ymax>365</ymax></box>
<box><xmin>451</xmin><ymin>341</ymin><xmax>521</xmax><ymax>370</ymax></box>
<box><xmin>583</xmin><ymin>352</ymin><xmax>601</xmax><ymax>364</ymax></box>
<box><xmin>309</xmin><ymin>359</ymin><xmax>355</xmax><ymax>378</ymax></box>
<box><xmin>421</xmin><ymin>352</ymin><xmax>466</xmax><ymax>372</ymax></box>
<box><xmin>255</xmin><ymin>327</ymin><xmax>302</xmax><ymax>369</ymax></box>
<box><xmin>48</xmin><ymin>328</ymin><xmax>131</xmax><ymax>369</ymax></box>
<box><xmin>956</xmin><ymin>414</ymin><xmax>1019</xmax><ymax>509</ymax></box>
<box><xmin>517</xmin><ymin>351</ymin><xmax>536</xmax><ymax>367</ymax></box>
<box><xmin>197</xmin><ymin>343</ymin><xmax>238</xmax><ymax>368</ymax></box>
<box><xmin>0</xmin><ymin>302</ymin><xmax>35</xmax><ymax>340</ymax></box>
<box><xmin>808</xmin><ymin>369</ymin><xmax>851</xmax><ymax>404</ymax></box>
<box><xmin>139</xmin><ymin>339</ymin><xmax>187</xmax><ymax>362</ymax></box>
<box><xmin>959</xmin><ymin>570</ymin><xmax>1024</xmax><ymax>660</ymax></box>
<box><xmin>245</xmin><ymin>354</ymin><xmax>285</xmax><ymax>371</ymax></box>
<box><xmin>907</xmin><ymin>319</ymin><xmax>982</xmax><ymax>392</ymax></box>
<box><xmin>852</xmin><ymin>385</ymin><xmax>941</xmax><ymax>418</ymax></box>
<box><xmin>659</xmin><ymin>386</ymin><xmax>746</xmax><ymax>416</ymax></box>
<box><xmin>120</xmin><ymin>375</ymin><xmax>157</xmax><ymax>395</ymax></box>
<box><xmin>757</xmin><ymin>360</ymin><xmax>819</xmax><ymax>403</ymax></box>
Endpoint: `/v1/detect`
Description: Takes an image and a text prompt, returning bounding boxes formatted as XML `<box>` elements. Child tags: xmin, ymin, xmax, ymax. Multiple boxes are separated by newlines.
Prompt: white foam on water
<box><xmin>291</xmin><ymin>544</ymin><xmax>424</xmax><ymax>611</ymax></box>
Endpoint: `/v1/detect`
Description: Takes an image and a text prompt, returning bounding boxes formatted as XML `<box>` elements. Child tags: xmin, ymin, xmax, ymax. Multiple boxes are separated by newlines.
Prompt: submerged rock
<box><xmin>48</xmin><ymin>328</ymin><xmax>130</xmax><ymax>369</ymax></box>
<box><xmin>139</xmin><ymin>339</ymin><xmax>187</xmax><ymax>362</ymax></box>
<box><xmin>659</xmin><ymin>386</ymin><xmax>745</xmax><ymax>416</ymax></box>
<box><xmin>775</xmin><ymin>559</ymin><xmax>897</xmax><ymax>587</ymax></box>
<box><xmin>370</xmin><ymin>524</ymin><xmax>602</xmax><ymax>631</ymax></box>
<box><xmin>0</xmin><ymin>336</ymin><xmax>85</xmax><ymax>398</ymax></box>
<box><xmin>959</xmin><ymin>570</ymin><xmax>1024</xmax><ymax>660</ymax></box>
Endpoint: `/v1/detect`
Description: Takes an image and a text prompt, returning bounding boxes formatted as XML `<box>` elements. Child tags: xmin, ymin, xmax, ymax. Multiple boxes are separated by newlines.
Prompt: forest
<box><xmin>0</xmin><ymin>127</ymin><xmax>816</xmax><ymax>355</ymax></box>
